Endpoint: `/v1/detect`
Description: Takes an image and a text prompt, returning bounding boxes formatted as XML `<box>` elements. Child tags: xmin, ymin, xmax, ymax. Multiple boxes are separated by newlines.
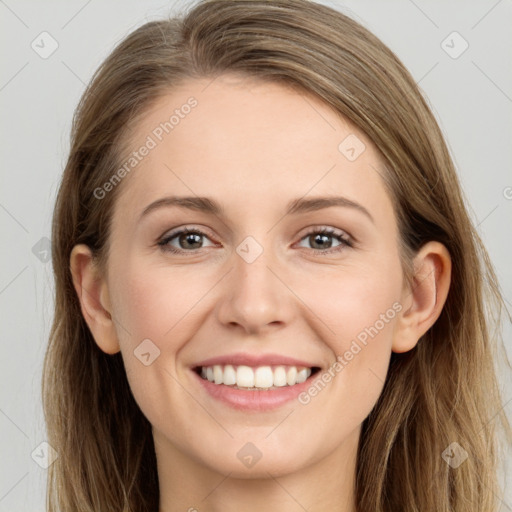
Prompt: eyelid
<box><xmin>157</xmin><ymin>225</ymin><xmax>219</xmax><ymax>251</ymax></box>
<box><xmin>297</xmin><ymin>225</ymin><xmax>352</xmax><ymax>241</ymax></box>
<box><xmin>160</xmin><ymin>224</ymin><xmax>216</xmax><ymax>240</ymax></box>
<box><xmin>294</xmin><ymin>225</ymin><xmax>354</xmax><ymax>251</ymax></box>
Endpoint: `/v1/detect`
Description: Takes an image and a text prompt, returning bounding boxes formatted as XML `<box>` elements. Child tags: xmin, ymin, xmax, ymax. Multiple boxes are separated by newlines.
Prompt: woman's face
<box><xmin>102</xmin><ymin>74</ymin><xmax>407</xmax><ymax>478</ymax></box>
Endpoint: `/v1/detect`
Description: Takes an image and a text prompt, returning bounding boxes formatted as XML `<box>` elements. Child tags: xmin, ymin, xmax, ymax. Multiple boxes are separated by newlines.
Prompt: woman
<box><xmin>42</xmin><ymin>0</ymin><xmax>511</xmax><ymax>510</ymax></box>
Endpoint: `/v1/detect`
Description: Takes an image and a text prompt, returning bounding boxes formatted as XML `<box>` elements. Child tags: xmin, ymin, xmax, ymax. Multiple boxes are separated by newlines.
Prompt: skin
<box><xmin>71</xmin><ymin>74</ymin><xmax>451</xmax><ymax>512</ymax></box>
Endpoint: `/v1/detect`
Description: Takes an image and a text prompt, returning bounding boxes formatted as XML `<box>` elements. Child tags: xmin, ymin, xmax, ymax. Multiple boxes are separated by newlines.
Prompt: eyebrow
<box><xmin>139</xmin><ymin>195</ymin><xmax>374</xmax><ymax>224</ymax></box>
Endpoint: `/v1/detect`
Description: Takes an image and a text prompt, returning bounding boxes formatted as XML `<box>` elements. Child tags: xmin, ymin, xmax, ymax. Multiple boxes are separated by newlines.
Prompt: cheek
<box><xmin>295</xmin><ymin>256</ymin><xmax>402</xmax><ymax>351</ymax></box>
<box><xmin>295</xmin><ymin>258</ymin><xmax>402</xmax><ymax>415</ymax></box>
<box><xmin>110</xmin><ymin>261</ymin><xmax>208</xmax><ymax>344</ymax></box>
<box><xmin>108</xmin><ymin>264</ymin><xmax>203</xmax><ymax>434</ymax></box>
<box><xmin>108</xmin><ymin>262</ymin><xmax>214</xmax><ymax>400</ymax></box>
<box><xmin>332</xmin><ymin>278</ymin><xmax>400</xmax><ymax>358</ymax></box>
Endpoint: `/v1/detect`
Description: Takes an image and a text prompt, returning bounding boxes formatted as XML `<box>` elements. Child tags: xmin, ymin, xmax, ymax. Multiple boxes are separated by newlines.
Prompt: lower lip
<box><xmin>192</xmin><ymin>370</ymin><xmax>318</xmax><ymax>411</ymax></box>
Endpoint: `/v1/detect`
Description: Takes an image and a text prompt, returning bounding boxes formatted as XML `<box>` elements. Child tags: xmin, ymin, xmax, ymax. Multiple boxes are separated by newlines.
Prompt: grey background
<box><xmin>1</xmin><ymin>0</ymin><xmax>511</xmax><ymax>510</ymax></box>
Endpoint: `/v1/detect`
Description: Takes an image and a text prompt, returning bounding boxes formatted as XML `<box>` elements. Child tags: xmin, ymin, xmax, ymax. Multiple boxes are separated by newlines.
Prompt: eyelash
<box><xmin>157</xmin><ymin>226</ymin><xmax>354</xmax><ymax>255</ymax></box>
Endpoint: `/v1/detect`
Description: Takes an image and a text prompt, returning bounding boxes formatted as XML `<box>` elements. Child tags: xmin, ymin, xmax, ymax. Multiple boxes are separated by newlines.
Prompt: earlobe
<box><xmin>392</xmin><ymin>241</ymin><xmax>451</xmax><ymax>354</ymax></box>
<box><xmin>70</xmin><ymin>244</ymin><xmax>120</xmax><ymax>355</ymax></box>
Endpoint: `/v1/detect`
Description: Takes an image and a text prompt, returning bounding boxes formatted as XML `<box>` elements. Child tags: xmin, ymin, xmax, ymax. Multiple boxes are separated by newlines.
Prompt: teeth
<box><xmin>198</xmin><ymin>364</ymin><xmax>313</xmax><ymax>388</ymax></box>
<box><xmin>236</xmin><ymin>365</ymin><xmax>255</xmax><ymax>387</ymax></box>
<box><xmin>223</xmin><ymin>364</ymin><xmax>236</xmax><ymax>385</ymax></box>
<box><xmin>254</xmin><ymin>366</ymin><xmax>273</xmax><ymax>388</ymax></box>
<box><xmin>286</xmin><ymin>366</ymin><xmax>297</xmax><ymax>386</ymax></box>
<box><xmin>273</xmin><ymin>366</ymin><xmax>287</xmax><ymax>387</ymax></box>
<box><xmin>213</xmin><ymin>365</ymin><xmax>223</xmax><ymax>384</ymax></box>
<box><xmin>296</xmin><ymin>368</ymin><xmax>309</xmax><ymax>384</ymax></box>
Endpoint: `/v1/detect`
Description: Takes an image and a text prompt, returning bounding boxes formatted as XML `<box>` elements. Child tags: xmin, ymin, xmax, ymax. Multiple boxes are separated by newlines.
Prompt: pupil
<box><xmin>312</xmin><ymin>233</ymin><xmax>332</xmax><ymax>249</ymax></box>
<box><xmin>181</xmin><ymin>233</ymin><xmax>202</xmax><ymax>249</ymax></box>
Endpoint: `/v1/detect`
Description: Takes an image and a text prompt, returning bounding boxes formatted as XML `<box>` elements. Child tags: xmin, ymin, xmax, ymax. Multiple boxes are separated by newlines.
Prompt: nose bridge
<box><xmin>216</xmin><ymin>233</ymin><xmax>291</xmax><ymax>332</ymax></box>
<box><xmin>234</xmin><ymin>234</ymin><xmax>279</xmax><ymax>303</ymax></box>
<box><xmin>236</xmin><ymin>242</ymin><xmax>273</xmax><ymax>287</ymax></box>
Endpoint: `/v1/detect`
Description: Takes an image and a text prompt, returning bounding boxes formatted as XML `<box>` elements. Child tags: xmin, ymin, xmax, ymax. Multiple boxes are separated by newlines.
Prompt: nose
<box><xmin>215</xmin><ymin>241</ymin><xmax>294</xmax><ymax>335</ymax></box>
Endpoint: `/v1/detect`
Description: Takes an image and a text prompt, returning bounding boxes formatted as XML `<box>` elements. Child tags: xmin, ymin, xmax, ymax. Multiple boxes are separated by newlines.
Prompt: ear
<box><xmin>392</xmin><ymin>241</ymin><xmax>451</xmax><ymax>353</ymax></box>
<box><xmin>70</xmin><ymin>244</ymin><xmax>120</xmax><ymax>354</ymax></box>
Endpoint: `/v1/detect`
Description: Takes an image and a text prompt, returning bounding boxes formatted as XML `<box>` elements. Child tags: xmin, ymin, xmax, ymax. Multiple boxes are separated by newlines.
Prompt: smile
<box><xmin>195</xmin><ymin>364</ymin><xmax>320</xmax><ymax>389</ymax></box>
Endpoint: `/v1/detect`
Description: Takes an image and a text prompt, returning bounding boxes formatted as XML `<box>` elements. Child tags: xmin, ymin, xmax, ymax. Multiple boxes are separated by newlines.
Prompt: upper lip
<box><xmin>193</xmin><ymin>353</ymin><xmax>321</xmax><ymax>369</ymax></box>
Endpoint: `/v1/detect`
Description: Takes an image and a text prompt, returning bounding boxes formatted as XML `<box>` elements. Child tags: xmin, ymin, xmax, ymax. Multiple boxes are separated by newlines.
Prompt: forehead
<box><xmin>112</xmin><ymin>74</ymin><xmax>395</xmax><ymax>226</ymax></box>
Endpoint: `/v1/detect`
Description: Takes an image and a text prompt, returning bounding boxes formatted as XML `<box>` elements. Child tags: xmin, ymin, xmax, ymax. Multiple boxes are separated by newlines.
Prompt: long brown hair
<box><xmin>43</xmin><ymin>0</ymin><xmax>511</xmax><ymax>510</ymax></box>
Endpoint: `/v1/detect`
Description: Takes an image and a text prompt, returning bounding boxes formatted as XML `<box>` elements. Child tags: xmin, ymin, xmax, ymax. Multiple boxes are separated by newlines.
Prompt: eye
<box><xmin>296</xmin><ymin>227</ymin><xmax>353</xmax><ymax>253</ymax></box>
<box><xmin>157</xmin><ymin>225</ymin><xmax>353</xmax><ymax>256</ymax></box>
<box><xmin>157</xmin><ymin>227</ymin><xmax>217</xmax><ymax>254</ymax></box>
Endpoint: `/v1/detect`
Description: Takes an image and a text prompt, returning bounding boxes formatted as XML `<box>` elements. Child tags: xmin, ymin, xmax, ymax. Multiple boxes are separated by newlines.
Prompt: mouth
<box><xmin>191</xmin><ymin>353</ymin><xmax>324</xmax><ymax>411</ymax></box>
<box><xmin>193</xmin><ymin>364</ymin><xmax>322</xmax><ymax>390</ymax></box>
